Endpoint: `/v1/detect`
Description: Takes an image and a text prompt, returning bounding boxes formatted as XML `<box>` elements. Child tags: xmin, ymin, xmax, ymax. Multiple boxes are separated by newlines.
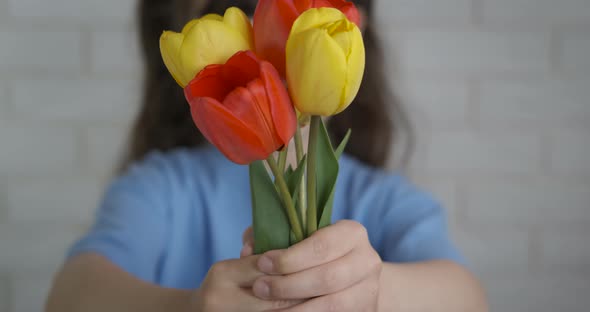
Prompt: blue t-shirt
<box><xmin>68</xmin><ymin>146</ymin><xmax>462</xmax><ymax>289</ymax></box>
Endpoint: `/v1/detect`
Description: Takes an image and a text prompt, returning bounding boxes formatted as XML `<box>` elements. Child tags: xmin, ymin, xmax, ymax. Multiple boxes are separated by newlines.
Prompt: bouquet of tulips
<box><xmin>160</xmin><ymin>0</ymin><xmax>365</xmax><ymax>253</ymax></box>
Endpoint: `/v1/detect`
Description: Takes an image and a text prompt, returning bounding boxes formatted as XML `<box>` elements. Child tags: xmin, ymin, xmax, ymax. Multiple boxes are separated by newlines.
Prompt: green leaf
<box><xmin>285</xmin><ymin>155</ymin><xmax>307</xmax><ymax>197</ymax></box>
<box><xmin>250</xmin><ymin>161</ymin><xmax>290</xmax><ymax>254</ymax></box>
<box><xmin>335</xmin><ymin>129</ymin><xmax>351</xmax><ymax>158</ymax></box>
<box><xmin>315</xmin><ymin>119</ymin><xmax>339</xmax><ymax>230</ymax></box>
<box><xmin>285</xmin><ymin>156</ymin><xmax>307</xmax><ymax>235</ymax></box>
<box><xmin>318</xmin><ymin>128</ymin><xmax>352</xmax><ymax>229</ymax></box>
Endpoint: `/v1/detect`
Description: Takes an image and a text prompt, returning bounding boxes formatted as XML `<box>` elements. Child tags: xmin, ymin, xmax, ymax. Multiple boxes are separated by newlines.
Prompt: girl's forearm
<box><xmin>45</xmin><ymin>254</ymin><xmax>193</xmax><ymax>312</ymax></box>
<box><xmin>378</xmin><ymin>260</ymin><xmax>488</xmax><ymax>312</ymax></box>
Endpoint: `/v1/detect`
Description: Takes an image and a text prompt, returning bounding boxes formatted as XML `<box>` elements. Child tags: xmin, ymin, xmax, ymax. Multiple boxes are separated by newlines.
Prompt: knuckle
<box><xmin>354</xmin><ymin>222</ymin><xmax>369</xmax><ymax>239</ymax></box>
<box><xmin>274</xmin><ymin>253</ymin><xmax>291</xmax><ymax>273</ymax></box>
<box><xmin>319</xmin><ymin>266</ymin><xmax>342</xmax><ymax>291</ymax></box>
<box><xmin>341</xmin><ymin>220</ymin><xmax>368</xmax><ymax>240</ymax></box>
<box><xmin>268</xmin><ymin>279</ymin><xmax>287</xmax><ymax>298</ymax></box>
<box><xmin>208</xmin><ymin>261</ymin><xmax>229</xmax><ymax>279</ymax></box>
<box><xmin>368</xmin><ymin>251</ymin><xmax>382</xmax><ymax>273</ymax></box>
<box><xmin>312</xmin><ymin>236</ymin><xmax>329</xmax><ymax>260</ymax></box>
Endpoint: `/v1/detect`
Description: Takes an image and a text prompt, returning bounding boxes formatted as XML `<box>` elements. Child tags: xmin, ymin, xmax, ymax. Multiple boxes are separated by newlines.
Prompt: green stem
<box><xmin>294</xmin><ymin>127</ymin><xmax>307</xmax><ymax>230</ymax></box>
<box><xmin>306</xmin><ymin>116</ymin><xmax>320</xmax><ymax>236</ymax></box>
<box><xmin>278</xmin><ymin>146</ymin><xmax>288</xmax><ymax>174</ymax></box>
<box><xmin>266</xmin><ymin>156</ymin><xmax>304</xmax><ymax>243</ymax></box>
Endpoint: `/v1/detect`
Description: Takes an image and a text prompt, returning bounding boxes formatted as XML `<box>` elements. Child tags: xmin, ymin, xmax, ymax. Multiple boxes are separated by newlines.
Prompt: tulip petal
<box><xmin>254</xmin><ymin>0</ymin><xmax>299</xmax><ymax>76</ymax></box>
<box><xmin>184</xmin><ymin>65</ymin><xmax>234</xmax><ymax>102</ymax></box>
<box><xmin>223</xmin><ymin>83</ymin><xmax>280</xmax><ymax>152</ymax></box>
<box><xmin>182</xmin><ymin>19</ymin><xmax>203</xmax><ymax>35</ymax></box>
<box><xmin>221</xmin><ymin>51</ymin><xmax>261</xmax><ymax>91</ymax></box>
<box><xmin>260</xmin><ymin>61</ymin><xmax>296</xmax><ymax>145</ymax></box>
<box><xmin>287</xmin><ymin>26</ymin><xmax>347</xmax><ymax>116</ymax></box>
<box><xmin>160</xmin><ymin>31</ymin><xmax>189</xmax><ymax>87</ymax></box>
<box><xmin>336</xmin><ymin>25</ymin><xmax>364</xmax><ymax>114</ymax></box>
<box><xmin>200</xmin><ymin>14</ymin><xmax>224</xmax><ymax>22</ymax></box>
<box><xmin>289</xmin><ymin>7</ymin><xmax>345</xmax><ymax>36</ymax></box>
<box><xmin>188</xmin><ymin>96</ymin><xmax>269</xmax><ymax>164</ymax></box>
<box><xmin>325</xmin><ymin>0</ymin><xmax>361</xmax><ymax>26</ymax></box>
<box><xmin>223</xmin><ymin>7</ymin><xmax>254</xmax><ymax>48</ymax></box>
<box><xmin>180</xmin><ymin>19</ymin><xmax>252</xmax><ymax>81</ymax></box>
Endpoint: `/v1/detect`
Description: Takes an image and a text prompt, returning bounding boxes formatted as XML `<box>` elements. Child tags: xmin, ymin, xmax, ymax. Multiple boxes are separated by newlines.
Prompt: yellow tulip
<box><xmin>286</xmin><ymin>8</ymin><xmax>365</xmax><ymax>116</ymax></box>
<box><xmin>160</xmin><ymin>7</ymin><xmax>254</xmax><ymax>87</ymax></box>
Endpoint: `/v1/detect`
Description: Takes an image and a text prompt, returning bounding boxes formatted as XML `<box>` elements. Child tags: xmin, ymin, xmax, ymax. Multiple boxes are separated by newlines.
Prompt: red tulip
<box><xmin>184</xmin><ymin>51</ymin><xmax>297</xmax><ymax>165</ymax></box>
<box><xmin>253</xmin><ymin>0</ymin><xmax>361</xmax><ymax>77</ymax></box>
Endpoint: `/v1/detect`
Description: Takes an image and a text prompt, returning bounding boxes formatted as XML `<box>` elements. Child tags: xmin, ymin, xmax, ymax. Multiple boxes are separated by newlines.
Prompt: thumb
<box><xmin>240</xmin><ymin>226</ymin><xmax>254</xmax><ymax>258</ymax></box>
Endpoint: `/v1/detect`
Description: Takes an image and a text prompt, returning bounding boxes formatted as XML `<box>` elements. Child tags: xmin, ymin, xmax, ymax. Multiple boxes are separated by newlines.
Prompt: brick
<box><xmin>550</xmin><ymin>131</ymin><xmax>590</xmax><ymax>174</ymax></box>
<box><xmin>86</xmin><ymin>126</ymin><xmax>130</xmax><ymax>174</ymax></box>
<box><xmin>426</xmin><ymin>132</ymin><xmax>542</xmax><ymax>174</ymax></box>
<box><xmin>5</xmin><ymin>178</ymin><xmax>102</xmax><ymax>223</ymax></box>
<box><xmin>399</xmin><ymin>81</ymin><xmax>469</xmax><ymax>127</ymax></box>
<box><xmin>465</xmin><ymin>181</ymin><xmax>590</xmax><ymax>227</ymax></box>
<box><xmin>0</xmin><ymin>277</ymin><xmax>9</xmax><ymax>312</ymax></box>
<box><xmin>482</xmin><ymin>0</ymin><xmax>590</xmax><ymax>24</ymax></box>
<box><xmin>540</xmin><ymin>230</ymin><xmax>590</xmax><ymax>276</ymax></box>
<box><xmin>562</xmin><ymin>33</ymin><xmax>590</xmax><ymax>73</ymax></box>
<box><xmin>454</xmin><ymin>228</ymin><xmax>529</xmax><ymax>275</ymax></box>
<box><xmin>0</xmin><ymin>125</ymin><xmax>77</xmax><ymax>176</ymax></box>
<box><xmin>0</xmin><ymin>85</ymin><xmax>7</xmax><ymax>115</ymax></box>
<box><xmin>0</xmin><ymin>224</ymin><xmax>81</xmax><ymax>274</ymax></box>
<box><xmin>479</xmin><ymin>79</ymin><xmax>590</xmax><ymax>127</ymax></box>
<box><xmin>375</xmin><ymin>0</ymin><xmax>472</xmax><ymax>24</ymax></box>
<box><xmin>12</xmin><ymin>79</ymin><xmax>140</xmax><ymax>122</ymax></box>
<box><xmin>11</xmin><ymin>275</ymin><xmax>53</xmax><ymax>312</ymax></box>
<box><xmin>9</xmin><ymin>0</ymin><xmax>135</xmax><ymax>20</ymax></box>
<box><xmin>91</xmin><ymin>31</ymin><xmax>141</xmax><ymax>74</ymax></box>
<box><xmin>0</xmin><ymin>31</ymin><xmax>81</xmax><ymax>71</ymax></box>
<box><xmin>484</xmin><ymin>274</ymin><xmax>590</xmax><ymax>312</ymax></box>
<box><xmin>393</xmin><ymin>31</ymin><xmax>550</xmax><ymax>73</ymax></box>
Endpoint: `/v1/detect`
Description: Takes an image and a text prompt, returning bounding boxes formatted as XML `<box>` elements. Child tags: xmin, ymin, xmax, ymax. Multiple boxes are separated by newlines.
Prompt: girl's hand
<box><xmin>192</xmin><ymin>255</ymin><xmax>300</xmax><ymax>311</ymax></box>
<box><xmin>241</xmin><ymin>220</ymin><xmax>382</xmax><ymax>311</ymax></box>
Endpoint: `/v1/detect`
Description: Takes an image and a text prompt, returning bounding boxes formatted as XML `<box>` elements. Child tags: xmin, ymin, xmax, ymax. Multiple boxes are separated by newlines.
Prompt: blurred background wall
<box><xmin>0</xmin><ymin>0</ymin><xmax>588</xmax><ymax>311</ymax></box>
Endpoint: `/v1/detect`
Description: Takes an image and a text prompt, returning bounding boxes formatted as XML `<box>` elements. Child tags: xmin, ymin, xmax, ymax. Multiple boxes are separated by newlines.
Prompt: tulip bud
<box><xmin>286</xmin><ymin>8</ymin><xmax>365</xmax><ymax>116</ymax></box>
<box><xmin>160</xmin><ymin>7</ymin><xmax>254</xmax><ymax>87</ymax></box>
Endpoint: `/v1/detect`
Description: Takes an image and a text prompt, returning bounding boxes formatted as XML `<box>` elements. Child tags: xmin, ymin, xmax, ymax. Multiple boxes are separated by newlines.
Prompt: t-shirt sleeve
<box><xmin>67</xmin><ymin>153</ymin><xmax>171</xmax><ymax>282</ymax></box>
<box><xmin>375</xmin><ymin>178</ymin><xmax>464</xmax><ymax>265</ymax></box>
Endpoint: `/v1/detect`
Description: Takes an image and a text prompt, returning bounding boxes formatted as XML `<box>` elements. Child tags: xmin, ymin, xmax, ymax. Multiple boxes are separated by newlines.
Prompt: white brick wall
<box><xmin>0</xmin><ymin>124</ymin><xmax>78</xmax><ymax>176</ymax></box>
<box><xmin>8</xmin><ymin>0</ymin><xmax>135</xmax><ymax>20</ymax></box>
<box><xmin>393</xmin><ymin>31</ymin><xmax>551</xmax><ymax>74</ymax></box>
<box><xmin>479</xmin><ymin>78</ymin><xmax>590</xmax><ymax>127</ymax></box>
<box><xmin>375</xmin><ymin>0</ymin><xmax>473</xmax><ymax>24</ymax></box>
<box><xmin>426</xmin><ymin>132</ymin><xmax>543</xmax><ymax>174</ymax></box>
<box><xmin>0</xmin><ymin>277</ymin><xmax>9</xmax><ymax>312</ymax></box>
<box><xmin>5</xmin><ymin>178</ymin><xmax>102</xmax><ymax>223</ymax></box>
<box><xmin>562</xmin><ymin>33</ymin><xmax>590</xmax><ymax>73</ymax></box>
<box><xmin>11</xmin><ymin>275</ymin><xmax>53</xmax><ymax>312</ymax></box>
<box><xmin>550</xmin><ymin>130</ymin><xmax>590</xmax><ymax>175</ymax></box>
<box><xmin>482</xmin><ymin>0</ymin><xmax>590</xmax><ymax>24</ymax></box>
<box><xmin>0</xmin><ymin>30</ymin><xmax>81</xmax><ymax>72</ymax></box>
<box><xmin>12</xmin><ymin>79</ymin><xmax>139</xmax><ymax>122</ymax></box>
<box><xmin>91</xmin><ymin>30</ymin><xmax>141</xmax><ymax>75</ymax></box>
<box><xmin>0</xmin><ymin>0</ymin><xmax>589</xmax><ymax>311</ymax></box>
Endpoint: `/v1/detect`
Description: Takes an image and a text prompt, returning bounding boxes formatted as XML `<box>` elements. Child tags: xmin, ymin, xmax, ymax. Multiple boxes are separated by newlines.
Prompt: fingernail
<box><xmin>240</xmin><ymin>243</ymin><xmax>252</xmax><ymax>258</ymax></box>
<box><xmin>258</xmin><ymin>255</ymin><xmax>274</xmax><ymax>273</ymax></box>
<box><xmin>253</xmin><ymin>280</ymin><xmax>271</xmax><ymax>299</ymax></box>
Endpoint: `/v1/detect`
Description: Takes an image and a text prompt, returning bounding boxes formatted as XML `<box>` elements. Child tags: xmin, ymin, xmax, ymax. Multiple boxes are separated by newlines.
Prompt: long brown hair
<box><xmin>122</xmin><ymin>0</ymin><xmax>411</xmax><ymax>171</ymax></box>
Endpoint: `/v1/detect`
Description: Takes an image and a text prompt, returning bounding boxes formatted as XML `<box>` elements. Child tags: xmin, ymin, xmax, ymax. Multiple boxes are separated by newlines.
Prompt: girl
<box><xmin>46</xmin><ymin>0</ymin><xmax>487</xmax><ymax>311</ymax></box>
